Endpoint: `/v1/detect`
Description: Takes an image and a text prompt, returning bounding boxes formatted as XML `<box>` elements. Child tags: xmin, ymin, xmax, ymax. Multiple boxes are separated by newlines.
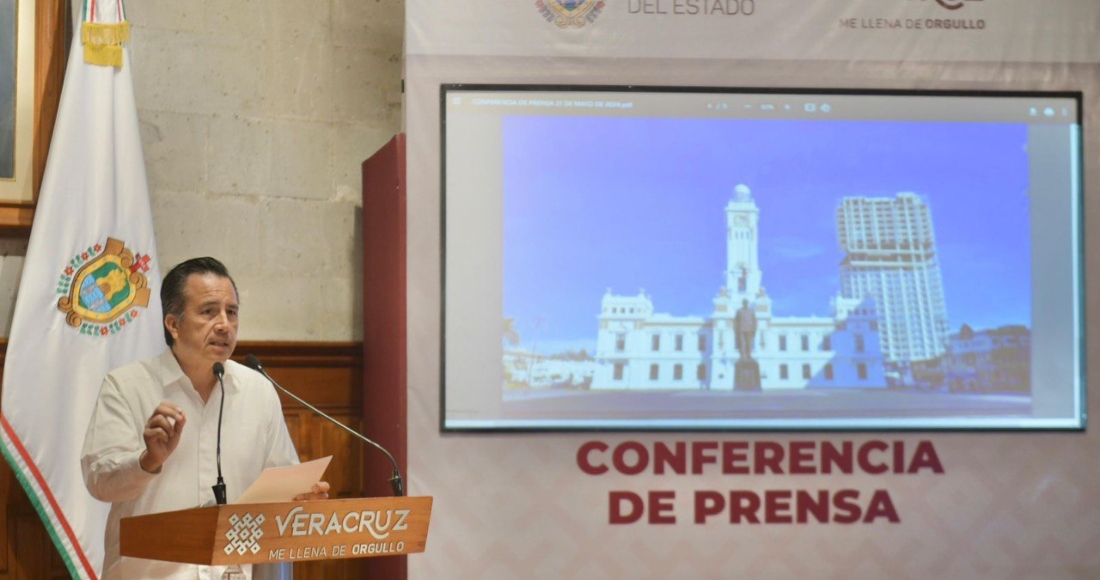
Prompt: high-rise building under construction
<box><xmin>836</xmin><ymin>193</ymin><xmax>949</xmax><ymax>365</ymax></box>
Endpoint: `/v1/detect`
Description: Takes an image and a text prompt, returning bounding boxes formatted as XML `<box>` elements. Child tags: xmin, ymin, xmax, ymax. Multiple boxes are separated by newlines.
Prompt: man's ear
<box><xmin>165</xmin><ymin>314</ymin><xmax>180</xmax><ymax>341</ymax></box>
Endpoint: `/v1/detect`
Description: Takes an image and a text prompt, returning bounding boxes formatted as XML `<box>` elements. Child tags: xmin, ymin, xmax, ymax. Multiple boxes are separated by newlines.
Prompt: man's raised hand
<box><xmin>139</xmin><ymin>402</ymin><xmax>186</xmax><ymax>473</ymax></box>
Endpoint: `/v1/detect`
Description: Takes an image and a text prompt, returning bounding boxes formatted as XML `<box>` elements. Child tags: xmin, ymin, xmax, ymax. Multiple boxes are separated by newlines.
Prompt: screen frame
<box><xmin>439</xmin><ymin>83</ymin><xmax>1087</xmax><ymax>433</ymax></box>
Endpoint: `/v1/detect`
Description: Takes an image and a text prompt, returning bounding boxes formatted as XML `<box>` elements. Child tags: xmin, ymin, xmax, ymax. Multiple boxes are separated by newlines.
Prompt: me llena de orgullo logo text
<box><xmin>57</xmin><ymin>237</ymin><xmax>153</xmax><ymax>337</ymax></box>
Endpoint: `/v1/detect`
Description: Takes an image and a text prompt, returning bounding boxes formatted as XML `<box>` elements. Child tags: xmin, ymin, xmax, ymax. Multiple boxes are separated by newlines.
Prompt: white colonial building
<box><xmin>592</xmin><ymin>184</ymin><xmax>888</xmax><ymax>391</ymax></box>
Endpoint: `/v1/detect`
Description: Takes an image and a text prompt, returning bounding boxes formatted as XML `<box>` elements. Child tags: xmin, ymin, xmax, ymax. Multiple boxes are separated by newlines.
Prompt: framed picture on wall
<box><xmin>0</xmin><ymin>0</ymin><xmax>34</xmax><ymax>203</ymax></box>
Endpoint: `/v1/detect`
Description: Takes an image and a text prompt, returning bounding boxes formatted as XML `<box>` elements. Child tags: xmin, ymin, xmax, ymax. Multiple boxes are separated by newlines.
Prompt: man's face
<box><xmin>165</xmin><ymin>273</ymin><xmax>239</xmax><ymax>369</ymax></box>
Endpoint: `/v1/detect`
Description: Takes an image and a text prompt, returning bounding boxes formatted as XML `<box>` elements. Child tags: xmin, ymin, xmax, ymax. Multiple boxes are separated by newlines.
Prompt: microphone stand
<box><xmin>212</xmin><ymin>362</ymin><xmax>228</xmax><ymax>506</ymax></box>
<box><xmin>244</xmin><ymin>354</ymin><xmax>405</xmax><ymax>497</ymax></box>
<box><xmin>213</xmin><ymin>362</ymin><xmax>246</xmax><ymax>580</ymax></box>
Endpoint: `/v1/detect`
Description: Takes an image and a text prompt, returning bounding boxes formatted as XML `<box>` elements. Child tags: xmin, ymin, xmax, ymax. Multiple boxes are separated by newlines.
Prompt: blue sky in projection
<box><xmin>502</xmin><ymin>117</ymin><xmax>1031</xmax><ymax>352</ymax></box>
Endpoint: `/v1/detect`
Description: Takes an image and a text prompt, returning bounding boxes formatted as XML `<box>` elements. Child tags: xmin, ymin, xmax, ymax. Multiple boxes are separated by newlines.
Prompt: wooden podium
<box><xmin>120</xmin><ymin>496</ymin><xmax>431</xmax><ymax>567</ymax></box>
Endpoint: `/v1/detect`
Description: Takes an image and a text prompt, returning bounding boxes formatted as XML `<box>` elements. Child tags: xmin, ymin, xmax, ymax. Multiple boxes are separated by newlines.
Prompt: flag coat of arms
<box><xmin>0</xmin><ymin>0</ymin><xmax>163</xmax><ymax>577</ymax></box>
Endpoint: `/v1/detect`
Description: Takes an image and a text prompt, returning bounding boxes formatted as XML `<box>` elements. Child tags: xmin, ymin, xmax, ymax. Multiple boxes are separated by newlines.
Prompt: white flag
<box><xmin>0</xmin><ymin>1</ymin><xmax>162</xmax><ymax>577</ymax></box>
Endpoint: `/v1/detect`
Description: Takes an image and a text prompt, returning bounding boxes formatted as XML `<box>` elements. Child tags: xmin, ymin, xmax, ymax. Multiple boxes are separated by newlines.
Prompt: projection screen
<box><xmin>441</xmin><ymin>85</ymin><xmax>1084</xmax><ymax>431</ymax></box>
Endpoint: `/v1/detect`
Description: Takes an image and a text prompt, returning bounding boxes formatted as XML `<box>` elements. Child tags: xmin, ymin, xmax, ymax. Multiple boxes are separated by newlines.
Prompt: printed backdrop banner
<box><xmin>0</xmin><ymin>1</ymin><xmax>162</xmax><ymax>577</ymax></box>
<box><xmin>408</xmin><ymin>0</ymin><xmax>1100</xmax><ymax>63</ymax></box>
<box><xmin>405</xmin><ymin>1</ymin><xmax>1100</xmax><ymax>579</ymax></box>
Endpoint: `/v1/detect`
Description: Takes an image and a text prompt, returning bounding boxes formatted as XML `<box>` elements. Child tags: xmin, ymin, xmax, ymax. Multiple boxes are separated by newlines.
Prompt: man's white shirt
<box><xmin>81</xmin><ymin>350</ymin><xmax>299</xmax><ymax>580</ymax></box>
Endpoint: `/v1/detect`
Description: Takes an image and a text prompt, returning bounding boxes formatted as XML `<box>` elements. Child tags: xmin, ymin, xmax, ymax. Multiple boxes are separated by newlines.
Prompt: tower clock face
<box><xmin>733</xmin><ymin>214</ymin><xmax>751</xmax><ymax>227</ymax></box>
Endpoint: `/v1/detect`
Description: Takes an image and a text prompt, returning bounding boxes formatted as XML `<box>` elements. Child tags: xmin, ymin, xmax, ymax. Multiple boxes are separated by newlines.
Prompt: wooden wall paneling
<box><xmin>313</xmin><ymin>414</ymin><xmax>364</xmax><ymax>497</ymax></box>
<box><xmin>10</xmin><ymin>513</ymin><xmax>47</xmax><ymax>579</ymax></box>
<box><xmin>230</xmin><ymin>343</ymin><xmax>366</xmax><ymax>578</ymax></box>
<box><xmin>281</xmin><ymin>411</ymin><xmax>308</xmax><ymax>459</ymax></box>
<box><xmin>0</xmin><ymin>460</ymin><xmax>46</xmax><ymax>580</ymax></box>
<box><xmin>0</xmin><ymin>340</ymin><xmax>364</xmax><ymax>578</ymax></box>
<box><xmin>239</xmin><ymin>342</ymin><xmax>365</xmax><ymax>497</ymax></box>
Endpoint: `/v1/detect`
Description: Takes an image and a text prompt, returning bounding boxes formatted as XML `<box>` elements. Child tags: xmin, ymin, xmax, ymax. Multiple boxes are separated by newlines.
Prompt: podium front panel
<box><xmin>121</xmin><ymin>496</ymin><xmax>433</xmax><ymax>566</ymax></box>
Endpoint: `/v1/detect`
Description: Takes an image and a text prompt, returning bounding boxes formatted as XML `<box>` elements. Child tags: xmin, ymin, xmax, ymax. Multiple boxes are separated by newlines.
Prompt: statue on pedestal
<box><xmin>733</xmin><ymin>298</ymin><xmax>757</xmax><ymax>361</ymax></box>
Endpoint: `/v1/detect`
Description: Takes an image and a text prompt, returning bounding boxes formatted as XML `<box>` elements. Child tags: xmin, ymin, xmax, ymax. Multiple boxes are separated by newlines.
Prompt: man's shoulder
<box><xmin>226</xmin><ymin>358</ymin><xmax>261</xmax><ymax>378</ymax></box>
<box><xmin>105</xmin><ymin>350</ymin><xmax>172</xmax><ymax>382</ymax></box>
<box><xmin>103</xmin><ymin>349</ymin><xmax>176</xmax><ymax>389</ymax></box>
<box><xmin>225</xmin><ymin>359</ymin><xmax>275</xmax><ymax>393</ymax></box>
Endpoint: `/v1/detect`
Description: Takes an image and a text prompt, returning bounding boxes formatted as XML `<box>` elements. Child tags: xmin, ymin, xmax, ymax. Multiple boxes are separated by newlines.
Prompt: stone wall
<box><xmin>0</xmin><ymin>0</ymin><xmax>404</xmax><ymax>341</ymax></box>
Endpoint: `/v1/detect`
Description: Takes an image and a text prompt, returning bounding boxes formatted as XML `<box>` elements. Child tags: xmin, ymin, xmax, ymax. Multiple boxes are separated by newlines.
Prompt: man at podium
<box><xmin>81</xmin><ymin>257</ymin><xmax>329</xmax><ymax>579</ymax></box>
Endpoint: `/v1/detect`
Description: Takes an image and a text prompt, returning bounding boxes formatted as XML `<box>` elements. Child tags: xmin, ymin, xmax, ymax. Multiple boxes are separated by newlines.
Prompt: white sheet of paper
<box><xmin>234</xmin><ymin>456</ymin><xmax>333</xmax><ymax>504</ymax></box>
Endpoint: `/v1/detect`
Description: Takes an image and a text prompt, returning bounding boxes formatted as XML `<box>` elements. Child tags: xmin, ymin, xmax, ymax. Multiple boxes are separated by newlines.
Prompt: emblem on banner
<box><xmin>536</xmin><ymin>0</ymin><xmax>605</xmax><ymax>28</ymax></box>
<box><xmin>56</xmin><ymin>237</ymin><xmax>153</xmax><ymax>336</ymax></box>
<box><xmin>913</xmin><ymin>0</ymin><xmax>983</xmax><ymax>10</ymax></box>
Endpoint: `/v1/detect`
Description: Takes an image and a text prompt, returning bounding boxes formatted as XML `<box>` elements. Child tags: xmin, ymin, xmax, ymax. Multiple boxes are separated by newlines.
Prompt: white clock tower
<box><xmin>725</xmin><ymin>184</ymin><xmax>762</xmax><ymax>303</ymax></box>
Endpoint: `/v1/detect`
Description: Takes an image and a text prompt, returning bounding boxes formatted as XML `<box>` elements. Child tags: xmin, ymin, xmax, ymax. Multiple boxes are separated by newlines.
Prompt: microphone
<box><xmin>244</xmin><ymin>354</ymin><xmax>405</xmax><ymax>497</ymax></box>
<box><xmin>212</xmin><ymin>362</ymin><xmax>228</xmax><ymax>505</ymax></box>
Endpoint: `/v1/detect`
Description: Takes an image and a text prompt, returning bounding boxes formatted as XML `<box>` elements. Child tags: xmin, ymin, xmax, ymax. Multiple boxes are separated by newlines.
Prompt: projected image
<box><xmin>500</xmin><ymin>117</ymin><xmax>1033</xmax><ymax>422</ymax></box>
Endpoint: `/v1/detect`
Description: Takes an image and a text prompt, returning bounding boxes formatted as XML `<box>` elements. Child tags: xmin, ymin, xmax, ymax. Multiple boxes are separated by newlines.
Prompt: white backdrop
<box><xmin>405</xmin><ymin>2</ymin><xmax>1100</xmax><ymax>577</ymax></box>
<box><xmin>407</xmin><ymin>0</ymin><xmax>1100</xmax><ymax>62</ymax></box>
